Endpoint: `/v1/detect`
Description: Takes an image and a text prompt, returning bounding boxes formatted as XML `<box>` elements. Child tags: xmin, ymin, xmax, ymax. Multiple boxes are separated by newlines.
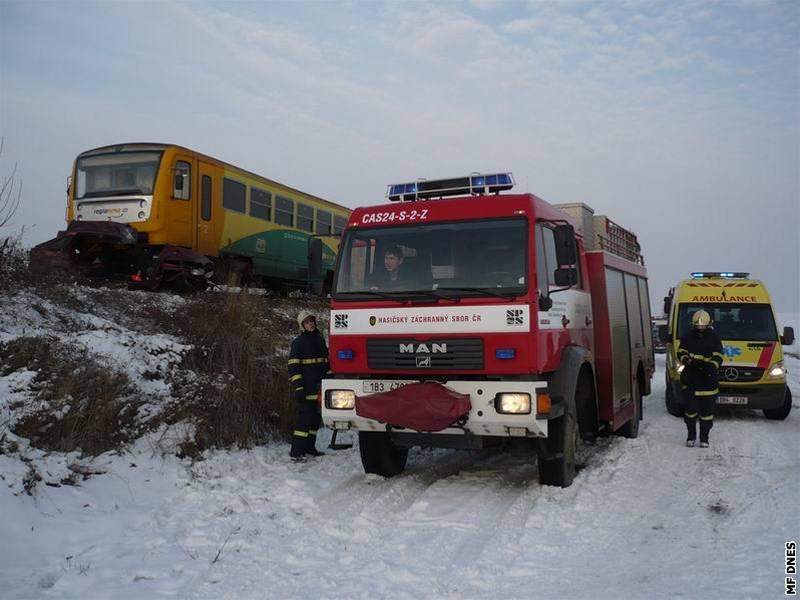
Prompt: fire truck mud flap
<box><xmin>355</xmin><ymin>382</ymin><xmax>471</xmax><ymax>432</ymax></box>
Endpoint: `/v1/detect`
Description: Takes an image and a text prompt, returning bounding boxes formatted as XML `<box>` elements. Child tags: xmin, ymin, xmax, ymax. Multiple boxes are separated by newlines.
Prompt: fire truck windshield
<box><xmin>334</xmin><ymin>217</ymin><xmax>528</xmax><ymax>299</ymax></box>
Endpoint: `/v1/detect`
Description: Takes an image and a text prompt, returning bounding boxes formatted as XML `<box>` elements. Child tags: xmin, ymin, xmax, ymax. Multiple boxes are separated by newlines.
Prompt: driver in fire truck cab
<box><xmin>369</xmin><ymin>245</ymin><xmax>413</xmax><ymax>290</ymax></box>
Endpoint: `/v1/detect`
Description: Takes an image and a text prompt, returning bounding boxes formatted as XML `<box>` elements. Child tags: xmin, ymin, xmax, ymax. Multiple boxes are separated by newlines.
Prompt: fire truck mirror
<box><xmin>553</xmin><ymin>224</ymin><xmax>577</xmax><ymax>266</ymax></box>
<box><xmin>781</xmin><ymin>326</ymin><xmax>795</xmax><ymax>346</ymax></box>
<box><xmin>308</xmin><ymin>237</ymin><xmax>323</xmax><ymax>279</ymax></box>
<box><xmin>554</xmin><ymin>267</ymin><xmax>578</xmax><ymax>287</ymax></box>
<box><xmin>663</xmin><ymin>295</ymin><xmax>672</xmax><ymax>315</ymax></box>
<box><xmin>538</xmin><ymin>293</ymin><xmax>553</xmax><ymax>312</ymax></box>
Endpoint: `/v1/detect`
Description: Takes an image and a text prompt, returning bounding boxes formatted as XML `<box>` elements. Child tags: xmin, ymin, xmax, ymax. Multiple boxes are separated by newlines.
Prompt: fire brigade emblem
<box><xmin>506</xmin><ymin>309</ymin><xmax>524</xmax><ymax>325</ymax></box>
<box><xmin>369</xmin><ymin>316</ymin><xmax>377</xmax><ymax>326</ymax></box>
<box><xmin>334</xmin><ymin>314</ymin><xmax>349</xmax><ymax>329</ymax></box>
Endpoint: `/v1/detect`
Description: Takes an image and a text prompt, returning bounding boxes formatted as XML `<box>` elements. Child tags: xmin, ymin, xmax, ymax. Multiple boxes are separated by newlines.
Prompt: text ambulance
<box><xmin>321</xmin><ymin>174</ymin><xmax>654</xmax><ymax>487</ymax></box>
<box><xmin>662</xmin><ymin>273</ymin><xmax>794</xmax><ymax>420</ymax></box>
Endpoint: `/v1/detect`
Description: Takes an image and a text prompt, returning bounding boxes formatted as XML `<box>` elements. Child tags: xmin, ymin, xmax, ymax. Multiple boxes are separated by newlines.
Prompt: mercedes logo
<box><xmin>723</xmin><ymin>367</ymin><xmax>738</xmax><ymax>381</ymax></box>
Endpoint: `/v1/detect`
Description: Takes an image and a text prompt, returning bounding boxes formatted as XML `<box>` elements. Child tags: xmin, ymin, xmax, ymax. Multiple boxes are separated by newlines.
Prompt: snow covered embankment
<box><xmin>0</xmin><ymin>287</ymin><xmax>797</xmax><ymax>599</ymax></box>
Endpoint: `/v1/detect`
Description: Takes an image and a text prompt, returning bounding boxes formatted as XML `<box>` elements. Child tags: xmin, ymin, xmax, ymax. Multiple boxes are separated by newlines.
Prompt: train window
<box><xmin>275</xmin><ymin>195</ymin><xmax>294</xmax><ymax>227</ymax></box>
<box><xmin>173</xmin><ymin>161</ymin><xmax>191</xmax><ymax>200</ymax></box>
<box><xmin>201</xmin><ymin>175</ymin><xmax>212</xmax><ymax>221</ymax></box>
<box><xmin>251</xmin><ymin>188</ymin><xmax>272</xmax><ymax>221</ymax></box>
<box><xmin>316</xmin><ymin>210</ymin><xmax>332</xmax><ymax>234</ymax></box>
<box><xmin>223</xmin><ymin>178</ymin><xmax>246</xmax><ymax>213</ymax></box>
<box><xmin>297</xmin><ymin>203</ymin><xmax>314</xmax><ymax>232</ymax></box>
<box><xmin>334</xmin><ymin>215</ymin><xmax>347</xmax><ymax>234</ymax></box>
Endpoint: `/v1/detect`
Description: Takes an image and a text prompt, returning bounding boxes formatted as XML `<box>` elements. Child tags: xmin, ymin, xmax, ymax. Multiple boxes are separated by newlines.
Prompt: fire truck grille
<box><xmin>366</xmin><ymin>338</ymin><xmax>484</xmax><ymax>370</ymax></box>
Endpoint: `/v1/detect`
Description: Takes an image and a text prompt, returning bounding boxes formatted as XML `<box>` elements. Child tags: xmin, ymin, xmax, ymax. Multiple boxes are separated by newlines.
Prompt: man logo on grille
<box><xmin>334</xmin><ymin>314</ymin><xmax>349</xmax><ymax>329</ymax></box>
<box><xmin>507</xmin><ymin>309</ymin><xmax>524</xmax><ymax>325</ymax></box>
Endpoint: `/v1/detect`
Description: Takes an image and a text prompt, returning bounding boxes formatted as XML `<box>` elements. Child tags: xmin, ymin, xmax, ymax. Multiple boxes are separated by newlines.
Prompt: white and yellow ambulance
<box><xmin>662</xmin><ymin>272</ymin><xmax>794</xmax><ymax>420</ymax></box>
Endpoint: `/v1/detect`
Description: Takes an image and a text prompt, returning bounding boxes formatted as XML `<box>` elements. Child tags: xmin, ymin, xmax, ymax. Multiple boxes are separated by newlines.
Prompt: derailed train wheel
<box><xmin>359</xmin><ymin>431</ymin><xmax>408</xmax><ymax>477</ymax></box>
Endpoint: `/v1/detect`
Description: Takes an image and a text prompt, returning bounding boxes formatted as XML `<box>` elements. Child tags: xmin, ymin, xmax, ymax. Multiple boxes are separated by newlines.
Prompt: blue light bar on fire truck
<box><xmin>386</xmin><ymin>173</ymin><xmax>514</xmax><ymax>202</ymax></box>
<box><xmin>690</xmin><ymin>272</ymin><xmax>750</xmax><ymax>279</ymax></box>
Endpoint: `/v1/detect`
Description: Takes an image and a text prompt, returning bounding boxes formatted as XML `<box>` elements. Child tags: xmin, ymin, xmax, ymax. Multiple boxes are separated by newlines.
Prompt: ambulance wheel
<box><xmin>763</xmin><ymin>388</ymin><xmax>792</xmax><ymax>421</ymax></box>
<box><xmin>537</xmin><ymin>398</ymin><xmax>578</xmax><ymax>488</ymax></box>
<box><xmin>359</xmin><ymin>431</ymin><xmax>408</xmax><ymax>477</ymax></box>
<box><xmin>665</xmin><ymin>376</ymin><xmax>682</xmax><ymax>417</ymax></box>
<box><xmin>618</xmin><ymin>376</ymin><xmax>641</xmax><ymax>438</ymax></box>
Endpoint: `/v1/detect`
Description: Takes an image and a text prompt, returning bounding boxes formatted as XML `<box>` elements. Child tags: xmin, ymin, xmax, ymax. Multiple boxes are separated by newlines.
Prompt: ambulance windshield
<box><xmin>677</xmin><ymin>303</ymin><xmax>778</xmax><ymax>341</ymax></box>
<box><xmin>334</xmin><ymin>218</ymin><xmax>527</xmax><ymax>299</ymax></box>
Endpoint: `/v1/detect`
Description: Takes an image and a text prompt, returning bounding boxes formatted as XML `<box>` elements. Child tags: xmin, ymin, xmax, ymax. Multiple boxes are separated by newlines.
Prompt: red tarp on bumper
<box><xmin>355</xmin><ymin>382</ymin><xmax>471</xmax><ymax>432</ymax></box>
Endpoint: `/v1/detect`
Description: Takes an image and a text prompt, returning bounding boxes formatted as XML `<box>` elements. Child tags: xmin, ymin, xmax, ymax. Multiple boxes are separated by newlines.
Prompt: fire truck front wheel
<box><xmin>359</xmin><ymin>431</ymin><xmax>409</xmax><ymax>477</ymax></box>
<box><xmin>537</xmin><ymin>399</ymin><xmax>578</xmax><ymax>488</ymax></box>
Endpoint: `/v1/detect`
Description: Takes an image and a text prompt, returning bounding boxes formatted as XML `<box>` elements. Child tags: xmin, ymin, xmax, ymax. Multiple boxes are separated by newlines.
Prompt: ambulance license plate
<box><xmin>717</xmin><ymin>396</ymin><xmax>747</xmax><ymax>405</ymax></box>
<box><xmin>362</xmin><ymin>380</ymin><xmax>411</xmax><ymax>394</ymax></box>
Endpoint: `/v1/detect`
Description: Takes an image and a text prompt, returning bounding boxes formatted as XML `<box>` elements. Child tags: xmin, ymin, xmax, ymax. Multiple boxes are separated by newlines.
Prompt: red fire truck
<box><xmin>321</xmin><ymin>174</ymin><xmax>654</xmax><ymax>487</ymax></box>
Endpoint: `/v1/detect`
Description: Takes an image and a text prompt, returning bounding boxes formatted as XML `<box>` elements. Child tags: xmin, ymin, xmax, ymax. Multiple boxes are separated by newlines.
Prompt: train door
<box><xmin>168</xmin><ymin>151</ymin><xmax>194</xmax><ymax>247</ymax></box>
<box><xmin>195</xmin><ymin>161</ymin><xmax>218</xmax><ymax>256</ymax></box>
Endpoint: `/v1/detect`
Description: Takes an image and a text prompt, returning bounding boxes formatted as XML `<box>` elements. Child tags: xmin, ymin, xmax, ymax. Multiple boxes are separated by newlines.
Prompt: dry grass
<box><xmin>1</xmin><ymin>337</ymin><xmax>143</xmax><ymax>455</ymax></box>
<box><xmin>156</xmin><ymin>291</ymin><xmax>328</xmax><ymax>451</ymax></box>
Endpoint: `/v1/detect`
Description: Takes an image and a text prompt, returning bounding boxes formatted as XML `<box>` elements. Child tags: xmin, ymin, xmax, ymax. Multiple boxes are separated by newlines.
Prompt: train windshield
<box><xmin>76</xmin><ymin>152</ymin><xmax>162</xmax><ymax>198</ymax></box>
<box><xmin>334</xmin><ymin>217</ymin><xmax>528</xmax><ymax>299</ymax></box>
<box><xmin>677</xmin><ymin>303</ymin><xmax>778</xmax><ymax>342</ymax></box>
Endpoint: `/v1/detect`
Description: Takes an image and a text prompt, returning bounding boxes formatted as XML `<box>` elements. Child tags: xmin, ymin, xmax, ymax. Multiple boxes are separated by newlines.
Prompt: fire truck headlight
<box><xmin>326</xmin><ymin>390</ymin><xmax>356</xmax><ymax>410</ymax></box>
<box><xmin>767</xmin><ymin>361</ymin><xmax>785</xmax><ymax>379</ymax></box>
<box><xmin>495</xmin><ymin>393</ymin><xmax>531</xmax><ymax>414</ymax></box>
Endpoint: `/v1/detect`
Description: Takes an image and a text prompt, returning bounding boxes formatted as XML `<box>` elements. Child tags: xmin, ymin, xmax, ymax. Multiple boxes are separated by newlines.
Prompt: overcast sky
<box><xmin>1</xmin><ymin>0</ymin><xmax>798</xmax><ymax>313</ymax></box>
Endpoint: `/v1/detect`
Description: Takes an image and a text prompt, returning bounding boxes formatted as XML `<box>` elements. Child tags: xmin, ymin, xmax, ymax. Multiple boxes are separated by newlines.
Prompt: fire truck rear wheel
<box><xmin>358</xmin><ymin>431</ymin><xmax>408</xmax><ymax>477</ymax></box>
<box><xmin>537</xmin><ymin>399</ymin><xmax>578</xmax><ymax>488</ymax></box>
<box><xmin>618</xmin><ymin>376</ymin><xmax>641</xmax><ymax>438</ymax></box>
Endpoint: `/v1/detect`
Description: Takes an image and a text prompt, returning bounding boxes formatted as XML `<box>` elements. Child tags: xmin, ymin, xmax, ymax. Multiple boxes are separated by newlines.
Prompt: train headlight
<box><xmin>495</xmin><ymin>392</ymin><xmax>532</xmax><ymax>414</ymax></box>
<box><xmin>767</xmin><ymin>361</ymin><xmax>786</xmax><ymax>380</ymax></box>
<box><xmin>138</xmin><ymin>211</ymin><xmax>146</xmax><ymax>220</ymax></box>
<box><xmin>139</xmin><ymin>199</ymin><xmax>147</xmax><ymax>208</ymax></box>
<box><xmin>326</xmin><ymin>390</ymin><xmax>356</xmax><ymax>410</ymax></box>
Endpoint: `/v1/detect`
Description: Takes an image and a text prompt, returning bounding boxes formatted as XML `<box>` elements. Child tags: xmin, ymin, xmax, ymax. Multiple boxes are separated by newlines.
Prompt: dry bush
<box><xmin>158</xmin><ymin>291</ymin><xmax>328</xmax><ymax>450</ymax></box>
<box><xmin>1</xmin><ymin>337</ymin><xmax>143</xmax><ymax>455</ymax></box>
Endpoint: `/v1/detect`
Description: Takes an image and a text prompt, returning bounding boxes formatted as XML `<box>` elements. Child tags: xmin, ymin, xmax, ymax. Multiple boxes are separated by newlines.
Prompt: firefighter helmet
<box><xmin>297</xmin><ymin>310</ymin><xmax>317</xmax><ymax>331</ymax></box>
<box><xmin>692</xmin><ymin>309</ymin><xmax>711</xmax><ymax>330</ymax></box>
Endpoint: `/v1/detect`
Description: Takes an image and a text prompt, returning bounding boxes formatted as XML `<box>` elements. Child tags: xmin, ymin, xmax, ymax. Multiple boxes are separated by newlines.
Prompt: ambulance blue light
<box><xmin>691</xmin><ymin>272</ymin><xmax>750</xmax><ymax>279</ymax></box>
<box><xmin>495</xmin><ymin>348</ymin><xmax>516</xmax><ymax>359</ymax></box>
<box><xmin>337</xmin><ymin>349</ymin><xmax>354</xmax><ymax>360</ymax></box>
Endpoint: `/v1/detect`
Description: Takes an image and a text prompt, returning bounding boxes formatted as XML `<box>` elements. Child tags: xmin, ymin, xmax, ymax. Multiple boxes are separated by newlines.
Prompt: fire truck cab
<box><xmin>322</xmin><ymin>174</ymin><xmax>654</xmax><ymax>487</ymax></box>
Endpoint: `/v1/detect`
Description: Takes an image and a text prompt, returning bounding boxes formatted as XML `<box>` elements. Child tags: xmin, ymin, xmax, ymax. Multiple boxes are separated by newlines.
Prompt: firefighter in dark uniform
<box><xmin>677</xmin><ymin>310</ymin><xmax>724</xmax><ymax>448</ymax></box>
<box><xmin>288</xmin><ymin>311</ymin><xmax>330</xmax><ymax>460</ymax></box>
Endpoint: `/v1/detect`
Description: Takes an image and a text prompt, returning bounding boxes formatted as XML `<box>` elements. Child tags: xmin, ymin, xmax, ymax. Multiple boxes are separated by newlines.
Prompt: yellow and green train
<box><xmin>35</xmin><ymin>143</ymin><xmax>351</xmax><ymax>290</ymax></box>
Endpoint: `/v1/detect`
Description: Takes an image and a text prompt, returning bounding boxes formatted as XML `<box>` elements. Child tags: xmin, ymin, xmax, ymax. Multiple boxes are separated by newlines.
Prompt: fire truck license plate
<box><xmin>717</xmin><ymin>396</ymin><xmax>747</xmax><ymax>405</ymax></box>
<box><xmin>362</xmin><ymin>380</ymin><xmax>410</xmax><ymax>394</ymax></box>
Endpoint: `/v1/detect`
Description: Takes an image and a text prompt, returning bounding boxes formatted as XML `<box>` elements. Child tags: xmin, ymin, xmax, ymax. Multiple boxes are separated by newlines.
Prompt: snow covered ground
<box><xmin>1</xmin><ymin>351</ymin><xmax>797</xmax><ymax>599</ymax></box>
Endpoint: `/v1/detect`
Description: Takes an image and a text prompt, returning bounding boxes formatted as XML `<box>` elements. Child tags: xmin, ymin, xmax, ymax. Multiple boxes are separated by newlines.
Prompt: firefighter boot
<box><xmin>699</xmin><ymin>417</ymin><xmax>713</xmax><ymax>448</ymax></box>
<box><xmin>684</xmin><ymin>413</ymin><xmax>697</xmax><ymax>447</ymax></box>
